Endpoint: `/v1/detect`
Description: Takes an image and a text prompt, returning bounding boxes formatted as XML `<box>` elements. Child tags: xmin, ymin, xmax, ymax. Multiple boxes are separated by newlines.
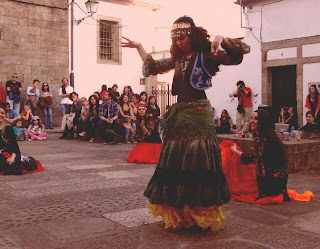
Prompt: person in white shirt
<box><xmin>59</xmin><ymin>78</ymin><xmax>74</xmax><ymax>116</ymax></box>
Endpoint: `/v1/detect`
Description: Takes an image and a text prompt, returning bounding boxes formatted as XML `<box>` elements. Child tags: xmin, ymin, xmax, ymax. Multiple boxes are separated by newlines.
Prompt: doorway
<box><xmin>270</xmin><ymin>65</ymin><xmax>297</xmax><ymax>122</ymax></box>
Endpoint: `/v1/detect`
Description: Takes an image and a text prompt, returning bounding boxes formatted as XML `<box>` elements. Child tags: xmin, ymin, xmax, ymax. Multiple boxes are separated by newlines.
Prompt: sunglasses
<box><xmin>138</xmin><ymin>107</ymin><xmax>147</xmax><ymax>111</ymax></box>
<box><xmin>43</xmin><ymin>85</ymin><xmax>48</xmax><ymax>86</ymax></box>
<box><xmin>12</xmin><ymin>76</ymin><xmax>18</xmax><ymax>78</ymax></box>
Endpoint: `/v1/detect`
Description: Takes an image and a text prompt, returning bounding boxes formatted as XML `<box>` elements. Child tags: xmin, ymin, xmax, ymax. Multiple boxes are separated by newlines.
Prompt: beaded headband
<box><xmin>171</xmin><ymin>22</ymin><xmax>192</xmax><ymax>38</ymax></box>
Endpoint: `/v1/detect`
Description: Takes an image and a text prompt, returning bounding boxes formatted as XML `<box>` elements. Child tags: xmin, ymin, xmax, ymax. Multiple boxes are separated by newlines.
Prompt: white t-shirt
<box><xmin>59</xmin><ymin>85</ymin><xmax>74</xmax><ymax>105</ymax></box>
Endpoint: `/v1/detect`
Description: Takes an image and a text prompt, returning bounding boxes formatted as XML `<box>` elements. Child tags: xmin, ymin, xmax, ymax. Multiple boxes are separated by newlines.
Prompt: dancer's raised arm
<box><xmin>122</xmin><ymin>37</ymin><xmax>147</xmax><ymax>62</ymax></box>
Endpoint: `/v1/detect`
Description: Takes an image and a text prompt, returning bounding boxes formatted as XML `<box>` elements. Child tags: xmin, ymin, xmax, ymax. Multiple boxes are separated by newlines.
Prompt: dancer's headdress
<box><xmin>171</xmin><ymin>16</ymin><xmax>195</xmax><ymax>38</ymax></box>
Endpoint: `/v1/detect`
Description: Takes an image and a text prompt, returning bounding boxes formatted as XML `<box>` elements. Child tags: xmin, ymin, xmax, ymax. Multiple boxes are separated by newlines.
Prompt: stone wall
<box><xmin>0</xmin><ymin>0</ymin><xmax>68</xmax><ymax>126</ymax></box>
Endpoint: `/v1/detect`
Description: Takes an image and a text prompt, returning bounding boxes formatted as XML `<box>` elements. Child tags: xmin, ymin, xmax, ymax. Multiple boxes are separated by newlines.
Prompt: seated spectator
<box><xmin>126</xmin><ymin>103</ymin><xmax>162</xmax><ymax>164</ymax></box>
<box><xmin>21</xmin><ymin>104</ymin><xmax>33</xmax><ymax>128</ymax></box>
<box><xmin>146</xmin><ymin>95</ymin><xmax>162</xmax><ymax>124</ymax></box>
<box><xmin>13</xmin><ymin>119</ymin><xmax>30</xmax><ymax>141</ymax></box>
<box><xmin>78</xmin><ymin>97</ymin><xmax>90</xmax><ymax>137</ymax></box>
<box><xmin>0</xmin><ymin>106</ymin><xmax>44</xmax><ymax>175</ymax></box>
<box><xmin>286</xmin><ymin>106</ymin><xmax>299</xmax><ymax>131</ymax></box>
<box><xmin>85</xmin><ymin>95</ymin><xmax>100</xmax><ymax>143</ymax></box>
<box><xmin>59</xmin><ymin>92</ymin><xmax>82</xmax><ymax>140</ymax></box>
<box><xmin>140</xmin><ymin>91</ymin><xmax>148</xmax><ymax>104</ymax></box>
<box><xmin>4</xmin><ymin>102</ymin><xmax>21</xmax><ymax>125</ymax></box>
<box><xmin>216</xmin><ymin>109</ymin><xmax>233</xmax><ymax>134</ymax></box>
<box><xmin>112</xmin><ymin>84</ymin><xmax>120</xmax><ymax>103</ymax></box>
<box><xmin>121</xmin><ymin>86</ymin><xmax>133</xmax><ymax>103</ymax></box>
<box><xmin>211</xmin><ymin>107</ymin><xmax>219</xmax><ymax>125</ymax></box>
<box><xmin>298</xmin><ymin>111</ymin><xmax>320</xmax><ymax>139</ymax></box>
<box><xmin>100</xmin><ymin>84</ymin><xmax>107</xmax><ymax>100</ymax></box>
<box><xmin>97</xmin><ymin>91</ymin><xmax>121</xmax><ymax>145</ymax></box>
<box><xmin>119</xmin><ymin>93</ymin><xmax>136</xmax><ymax>143</ymax></box>
<box><xmin>130</xmin><ymin>94</ymin><xmax>140</xmax><ymax>117</ymax></box>
<box><xmin>27</xmin><ymin>116</ymin><xmax>47</xmax><ymax>141</ymax></box>
<box><xmin>278</xmin><ymin>106</ymin><xmax>289</xmax><ymax>123</ymax></box>
<box><xmin>225</xmin><ymin>109</ymin><xmax>291</xmax><ymax>204</ymax></box>
<box><xmin>94</xmin><ymin>91</ymin><xmax>103</xmax><ymax>105</ymax></box>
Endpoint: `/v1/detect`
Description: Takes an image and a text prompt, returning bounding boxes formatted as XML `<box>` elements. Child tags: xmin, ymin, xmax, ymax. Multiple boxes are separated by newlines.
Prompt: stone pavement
<box><xmin>0</xmin><ymin>130</ymin><xmax>319</xmax><ymax>249</ymax></box>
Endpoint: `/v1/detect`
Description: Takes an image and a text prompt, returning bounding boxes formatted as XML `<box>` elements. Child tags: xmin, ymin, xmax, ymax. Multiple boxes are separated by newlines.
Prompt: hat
<box><xmin>137</xmin><ymin>102</ymin><xmax>147</xmax><ymax>110</ymax></box>
<box><xmin>112</xmin><ymin>84</ymin><xmax>118</xmax><ymax>88</ymax></box>
<box><xmin>32</xmin><ymin>116</ymin><xmax>40</xmax><ymax>121</ymax></box>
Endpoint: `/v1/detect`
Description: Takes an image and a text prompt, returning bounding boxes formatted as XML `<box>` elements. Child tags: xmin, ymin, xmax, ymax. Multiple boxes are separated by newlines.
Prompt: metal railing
<box><xmin>152</xmin><ymin>84</ymin><xmax>177</xmax><ymax>117</ymax></box>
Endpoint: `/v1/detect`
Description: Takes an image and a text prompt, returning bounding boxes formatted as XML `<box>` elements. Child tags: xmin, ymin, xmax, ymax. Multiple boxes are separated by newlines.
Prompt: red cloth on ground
<box><xmin>220</xmin><ymin>140</ymin><xmax>313</xmax><ymax>204</ymax></box>
<box><xmin>126</xmin><ymin>142</ymin><xmax>162</xmax><ymax>164</ymax></box>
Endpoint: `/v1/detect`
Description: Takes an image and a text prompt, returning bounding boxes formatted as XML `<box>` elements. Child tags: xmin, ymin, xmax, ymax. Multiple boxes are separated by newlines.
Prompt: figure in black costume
<box><xmin>122</xmin><ymin>16</ymin><xmax>250</xmax><ymax>231</ymax></box>
<box><xmin>0</xmin><ymin>105</ymin><xmax>43</xmax><ymax>175</ymax></box>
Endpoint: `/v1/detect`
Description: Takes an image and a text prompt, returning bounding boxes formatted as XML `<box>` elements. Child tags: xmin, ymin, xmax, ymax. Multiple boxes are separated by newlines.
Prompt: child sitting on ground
<box><xmin>13</xmin><ymin>119</ymin><xmax>30</xmax><ymax>141</ymax></box>
<box><xmin>27</xmin><ymin>116</ymin><xmax>47</xmax><ymax>140</ymax></box>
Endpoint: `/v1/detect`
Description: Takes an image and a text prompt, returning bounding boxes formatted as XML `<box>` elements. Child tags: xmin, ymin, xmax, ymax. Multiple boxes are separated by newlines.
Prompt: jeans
<box><xmin>60</xmin><ymin>104</ymin><xmax>71</xmax><ymax>116</ymax></box>
<box><xmin>124</xmin><ymin>122</ymin><xmax>136</xmax><ymax>139</ymax></box>
<box><xmin>42</xmin><ymin>106</ymin><xmax>53</xmax><ymax>129</ymax></box>
<box><xmin>6</xmin><ymin>96</ymin><xmax>20</xmax><ymax>113</ymax></box>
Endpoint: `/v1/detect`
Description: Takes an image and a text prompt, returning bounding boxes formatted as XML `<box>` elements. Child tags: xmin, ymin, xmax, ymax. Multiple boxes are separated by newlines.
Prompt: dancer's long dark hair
<box><xmin>255</xmin><ymin>109</ymin><xmax>278</xmax><ymax>139</ymax></box>
<box><xmin>170</xmin><ymin>16</ymin><xmax>211</xmax><ymax>60</ymax></box>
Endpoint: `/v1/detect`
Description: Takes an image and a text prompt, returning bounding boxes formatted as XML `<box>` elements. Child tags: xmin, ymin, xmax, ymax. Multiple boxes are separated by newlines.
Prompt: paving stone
<box><xmin>39</xmin><ymin>218</ymin><xmax>115</xmax><ymax>240</ymax></box>
<box><xmin>67</xmin><ymin>164</ymin><xmax>113</xmax><ymax>170</ymax></box>
<box><xmin>103</xmin><ymin>208</ymin><xmax>162</xmax><ymax>227</ymax></box>
<box><xmin>97</xmin><ymin>171</ymin><xmax>141</xmax><ymax>179</ymax></box>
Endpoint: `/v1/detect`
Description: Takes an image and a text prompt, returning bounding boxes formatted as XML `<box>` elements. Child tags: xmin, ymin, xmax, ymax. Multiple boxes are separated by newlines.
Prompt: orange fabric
<box><xmin>148</xmin><ymin>204</ymin><xmax>225</xmax><ymax>232</ymax></box>
<box><xmin>126</xmin><ymin>142</ymin><xmax>162</xmax><ymax>164</ymax></box>
<box><xmin>305</xmin><ymin>95</ymin><xmax>320</xmax><ymax>110</ymax></box>
<box><xmin>288</xmin><ymin>190</ymin><xmax>314</xmax><ymax>202</ymax></box>
<box><xmin>220</xmin><ymin>140</ymin><xmax>313</xmax><ymax>204</ymax></box>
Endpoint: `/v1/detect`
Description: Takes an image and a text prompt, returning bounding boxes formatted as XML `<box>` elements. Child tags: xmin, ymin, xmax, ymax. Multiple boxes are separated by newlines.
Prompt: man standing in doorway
<box><xmin>6</xmin><ymin>73</ymin><xmax>22</xmax><ymax>113</ymax></box>
<box><xmin>234</xmin><ymin>80</ymin><xmax>253</xmax><ymax>132</ymax></box>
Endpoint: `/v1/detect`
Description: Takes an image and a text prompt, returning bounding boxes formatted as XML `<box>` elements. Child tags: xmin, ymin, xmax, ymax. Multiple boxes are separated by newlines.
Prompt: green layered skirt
<box><xmin>144</xmin><ymin>99</ymin><xmax>230</xmax><ymax>212</ymax></box>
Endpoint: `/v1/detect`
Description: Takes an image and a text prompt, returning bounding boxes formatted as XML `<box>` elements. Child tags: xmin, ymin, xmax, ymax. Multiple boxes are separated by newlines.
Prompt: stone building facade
<box><xmin>0</xmin><ymin>0</ymin><xmax>69</xmax><ymax>126</ymax></box>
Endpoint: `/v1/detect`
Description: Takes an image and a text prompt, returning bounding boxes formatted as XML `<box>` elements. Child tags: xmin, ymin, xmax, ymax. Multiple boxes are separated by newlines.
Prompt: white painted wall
<box><xmin>303</xmin><ymin>63</ymin><xmax>320</xmax><ymax>125</ymax></box>
<box><xmin>72</xmin><ymin>0</ymin><xmax>163</xmax><ymax>99</ymax></box>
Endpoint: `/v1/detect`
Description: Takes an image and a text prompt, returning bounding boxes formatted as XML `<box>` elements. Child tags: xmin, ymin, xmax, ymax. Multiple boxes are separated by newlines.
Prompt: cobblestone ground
<box><xmin>0</xmin><ymin>131</ymin><xmax>319</xmax><ymax>249</ymax></box>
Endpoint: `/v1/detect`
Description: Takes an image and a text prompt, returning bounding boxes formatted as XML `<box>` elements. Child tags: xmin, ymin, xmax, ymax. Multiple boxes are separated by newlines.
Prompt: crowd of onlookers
<box><xmin>58</xmin><ymin>80</ymin><xmax>162</xmax><ymax>145</ymax></box>
<box><xmin>2</xmin><ymin>73</ymin><xmax>320</xmax><ymax>142</ymax></box>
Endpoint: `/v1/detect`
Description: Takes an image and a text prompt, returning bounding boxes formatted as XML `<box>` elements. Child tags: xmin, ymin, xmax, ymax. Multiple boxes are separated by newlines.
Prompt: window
<box><xmin>99</xmin><ymin>19</ymin><xmax>121</xmax><ymax>64</ymax></box>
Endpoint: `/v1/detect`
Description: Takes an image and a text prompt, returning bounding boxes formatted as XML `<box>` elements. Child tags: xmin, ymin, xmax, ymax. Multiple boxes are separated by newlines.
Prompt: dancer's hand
<box><xmin>211</xmin><ymin>35</ymin><xmax>223</xmax><ymax>55</ymax></box>
<box><xmin>7</xmin><ymin>155</ymin><xmax>16</xmax><ymax>165</ymax></box>
<box><xmin>230</xmin><ymin>144</ymin><xmax>237</xmax><ymax>153</ymax></box>
<box><xmin>122</xmin><ymin>37</ymin><xmax>140</xmax><ymax>48</ymax></box>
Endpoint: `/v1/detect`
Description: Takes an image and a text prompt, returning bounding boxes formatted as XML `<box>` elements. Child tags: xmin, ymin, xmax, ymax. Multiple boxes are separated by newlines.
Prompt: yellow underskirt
<box><xmin>148</xmin><ymin>204</ymin><xmax>226</xmax><ymax>232</ymax></box>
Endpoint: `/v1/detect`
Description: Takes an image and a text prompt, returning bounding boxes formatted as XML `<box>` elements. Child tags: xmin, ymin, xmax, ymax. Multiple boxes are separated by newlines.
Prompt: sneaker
<box><xmin>43</xmin><ymin>137</ymin><xmax>47</xmax><ymax>140</ymax></box>
<box><xmin>125</xmin><ymin>139</ymin><xmax>130</xmax><ymax>144</ymax></box>
<box><xmin>109</xmin><ymin>141</ymin><xmax>116</xmax><ymax>145</ymax></box>
<box><xmin>38</xmin><ymin>137</ymin><xmax>44</xmax><ymax>140</ymax></box>
<box><xmin>131</xmin><ymin>139</ymin><xmax>137</xmax><ymax>144</ymax></box>
<box><xmin>79</xmin><ymin>132</ymin><xmax>86</xmax><ymax>137</ymax></box>
<box><xmin>103</xmin><ymin>141</ymin><xmax>108</xmax><ymax>145</ymax></box>
<box><xmin>28</xmin><ymin>138</ymin><xmax>32</xmax><ymax>142</ymax></box>
<box><xmin>59</xmin><ymin>135</ymin><xmax>67</xmax><ymax>139</ymax></box>
<box><xmin>89</xmin><ymin>138</ymin><xmax>95</xmax><ymax>143</ymax></box>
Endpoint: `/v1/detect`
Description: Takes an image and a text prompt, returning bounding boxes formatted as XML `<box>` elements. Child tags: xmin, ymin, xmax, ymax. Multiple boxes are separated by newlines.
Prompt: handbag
<box><xmin>237</xmin><ymin>104</ymin><xmax>244</xmax><ymax>113</ymax></box>
<box><xmin>237</xmin><ymin>92</ymin><xmax>245</xmax><ymax>113</ymax></box>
